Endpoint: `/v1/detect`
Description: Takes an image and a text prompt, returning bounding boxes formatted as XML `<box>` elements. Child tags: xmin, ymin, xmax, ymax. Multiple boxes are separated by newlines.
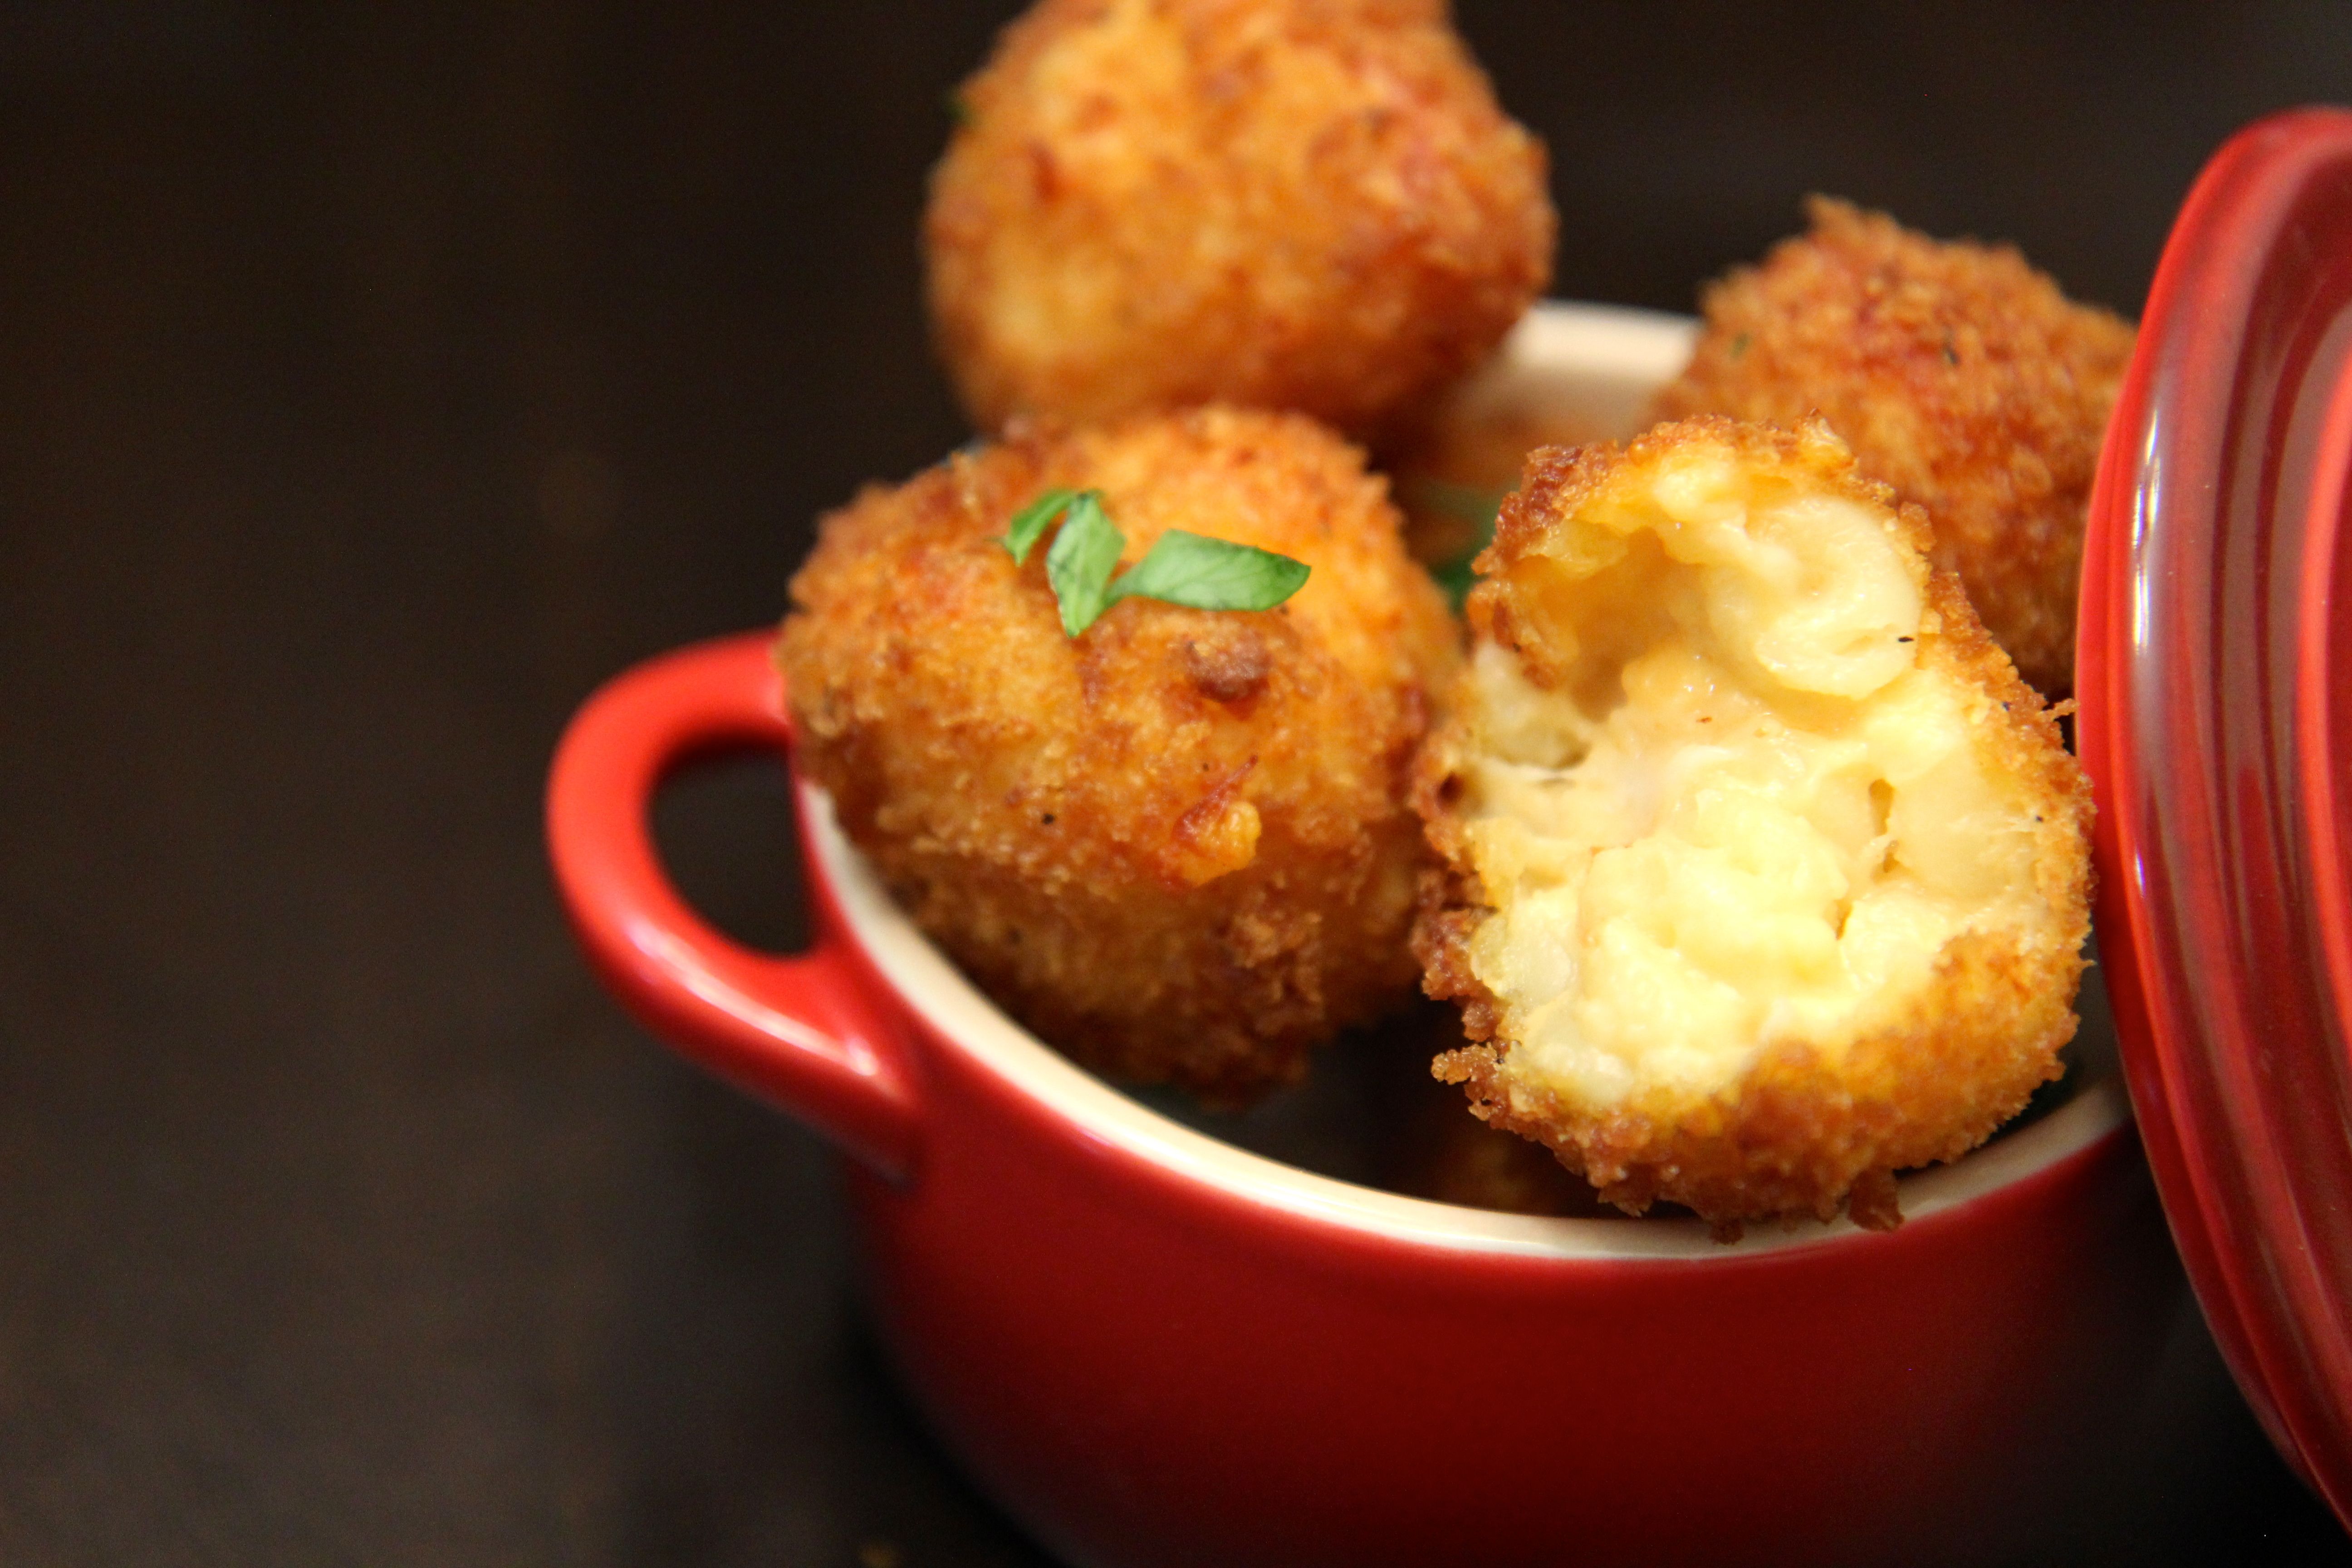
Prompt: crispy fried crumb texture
<box><xmin>926</xmin><ymin>0</ymin><xmax>1553</xmax><ymax>440</ymax></box>
<box><xmin>1651</xmin><ymin>197</ymin><xmax>2136</xmax><ymax>697</ymax></box>
<box><xmin>780</xmin><ymin>407</ymin><xmax>1460</xmax><ymax>1104</ymax></box>
<box><xmin>1412</xmin><ymin>416</ymin><xmax>2093</xmax><ymax>1232</ymax></box>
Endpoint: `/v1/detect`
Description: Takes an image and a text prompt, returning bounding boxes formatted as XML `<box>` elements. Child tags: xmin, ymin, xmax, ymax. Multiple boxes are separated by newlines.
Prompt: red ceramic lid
<box><xmin>2079</xmin><ymin>105</ymin><xmax>2352</xmax><ymax>1522</ymax></box>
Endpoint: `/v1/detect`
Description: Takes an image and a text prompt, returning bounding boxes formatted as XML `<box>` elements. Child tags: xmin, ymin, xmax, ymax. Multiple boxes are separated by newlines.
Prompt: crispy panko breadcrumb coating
<box><xmin>1650</xmin><ymin>198</ymin><xmax>2135</xmax><ymax>696</ymax></box>
<box><xmin>779</xmin><ymin>407</ymin><xmax>1460</xmax><ymax>1102</ymax></box>
<box><xmin>925</xmin><ymin>0</ymin><xmax>1554</xmax><ymax>442</ymax></box>
<box><xmin>1413</xmin><ymin>417</ymin><xmax>2093</xmax><ymax>1233</ymax></box>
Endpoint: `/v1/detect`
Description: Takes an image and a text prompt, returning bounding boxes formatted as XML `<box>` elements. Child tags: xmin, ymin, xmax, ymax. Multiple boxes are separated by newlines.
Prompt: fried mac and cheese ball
<box><xmin>924</xmin><ymin>0</ymin><xmax>1554</xmax><ymax>441</ymax></box>
<box><xmin>779</xmin><ymin>407</ymin><xmax>1460</xmax><ymax>1102</ymax></box>
<box><xmin>1650</xmin><ymin>199</ymin><xmax>2136</xmax><ymax>696</ymax></box>
<box><xmin>1413</xmin><ymin>417</ymin><xmax>2092</xmax><ymax>1232</ymax></box>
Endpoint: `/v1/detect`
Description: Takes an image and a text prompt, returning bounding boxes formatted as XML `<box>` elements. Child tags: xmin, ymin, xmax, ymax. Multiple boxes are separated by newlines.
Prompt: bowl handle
<box><xmin>546</xmin><ymin>632</ymin><xmax>923</xmax><ymax>1182</ymax></box>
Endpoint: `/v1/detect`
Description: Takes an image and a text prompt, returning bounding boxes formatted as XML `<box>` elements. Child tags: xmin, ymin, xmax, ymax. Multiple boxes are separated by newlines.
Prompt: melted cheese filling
<box><xmin>1459</xmin><ymin>458</ymin><xmax>2038</xmax><ymax>1107</ymax></box>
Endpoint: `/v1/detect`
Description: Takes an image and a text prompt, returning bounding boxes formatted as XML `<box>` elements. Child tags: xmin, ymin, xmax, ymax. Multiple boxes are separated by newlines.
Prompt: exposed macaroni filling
<box><xmin>1454</xmin><ymin>456</ymin><xmax>2041</xmax><ymax>1107</ymax></box>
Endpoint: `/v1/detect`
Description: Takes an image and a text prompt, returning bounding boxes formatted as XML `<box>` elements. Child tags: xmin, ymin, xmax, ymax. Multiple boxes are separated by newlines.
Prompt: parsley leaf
<box><xmin>1431</xmin><ymin>554</ymin><xmax>1480</xmax><ymax>608</ymax></box>
<box><xmin>1043</xmin><ymin>491</ymin><xmax>1125</xmax><ymax>636</ymax></box>
<box><xmin>1107</xmin><ymin>530</ymin><xmax>1311</xmax><ymax>617</ymax></box>
<box><xmin>1404</xmin><ymin>477</ymin><xmax>1504</xmax><ymax>611</ymax></box>
<box><xmin>1003</xmin><ymin>487</ymin><xmax>1079</xmax><ymax>564</ymax></box>
<box><xmin>1007</xmin><ymin>486</ymin><xmax>1310</xmax><ymax>636</ymax></box>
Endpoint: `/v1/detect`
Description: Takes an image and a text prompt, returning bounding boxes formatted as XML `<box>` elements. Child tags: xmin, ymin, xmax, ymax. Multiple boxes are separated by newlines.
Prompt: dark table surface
<box><xmin>5</xmin><ymin>2</ymin><xmax>2351</xmax><ymax>1562</ymax></box>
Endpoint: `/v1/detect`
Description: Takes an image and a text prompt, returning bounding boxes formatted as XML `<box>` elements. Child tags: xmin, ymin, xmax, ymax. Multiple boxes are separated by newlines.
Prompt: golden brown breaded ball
<box><xmin>1649</xmin><ymin>198</ymin><xmax>2136</xmax><ymax>696</ymax></box>
<box><xmin>1413</xmin><ymin>417</ymin><xmax>2093</xmax><ymax>1234</ymax></box>
<box><xmin>778</xmin><ymin>407</ymin><xmax>1461</xmax><ymax>1103</ymax></box>
<box><xmin>924</xmin><ymin>0</ymin><xmax>1554</xmax><ymax>442</ymax></box>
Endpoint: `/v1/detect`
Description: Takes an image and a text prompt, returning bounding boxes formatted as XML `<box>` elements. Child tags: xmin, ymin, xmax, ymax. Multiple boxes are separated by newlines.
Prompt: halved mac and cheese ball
<box><xmin>1413</xmin><ymin>417</ymin><xmax>2092</xmax><ymax>1233</ymax></box>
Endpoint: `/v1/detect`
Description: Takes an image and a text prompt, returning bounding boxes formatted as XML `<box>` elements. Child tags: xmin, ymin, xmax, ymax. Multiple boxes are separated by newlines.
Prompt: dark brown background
<box><xmin>3</xmin><ymin>1</ymin><xmax>2349</xmax><ymax>1562</ymax></box>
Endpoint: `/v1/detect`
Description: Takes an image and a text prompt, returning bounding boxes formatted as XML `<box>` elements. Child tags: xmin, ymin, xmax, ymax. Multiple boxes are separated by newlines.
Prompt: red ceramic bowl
<box><xmin>549</xmin><ymin>304</ymin><xmax>2195</xmax><ymax>1568</ymax></box>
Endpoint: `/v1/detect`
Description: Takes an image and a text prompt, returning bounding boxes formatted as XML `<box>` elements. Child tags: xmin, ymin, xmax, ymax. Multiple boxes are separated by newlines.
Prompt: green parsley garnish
<box><xmin>1002</xmin><ymin>488</ymin><xmax>1310</xmax><ymax>636</ymax></box>
<box><xmin>1111</xmin><ymin>528</ymin><xmax>1310</xmax><ymax>612</ymax></box>
<box><xmin>1044</xmin><ymin>491</ymin><xmax>1125</xmax><ymax>636</ymax></box>
<box><xmin>1003</xmin><ymin>487</ymin><xmax>1078</xmax><ymax>564</ymax></box>
<box><xmin>1431</xmin><ymin>554</ymin><xmax>1480</xmax><ymax>609</ymax></box>
<box><xmin>1403</xmin><ymin>477</ymin><xmax>1506</xmax><ymax>612</ymax></box>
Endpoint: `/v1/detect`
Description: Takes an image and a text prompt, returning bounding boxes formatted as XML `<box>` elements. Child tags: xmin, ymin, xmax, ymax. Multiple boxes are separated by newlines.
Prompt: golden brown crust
<box><xmin>1413</xmin><ymin>417</ymin><xmax>2094</xmax><ymax>1232</ymax></box>
<box><xmin>779</xmin><ymin>407</ymin><xmax>1461</xmax><ymax>1102</ymax></box>
<box><xmin>1431</xmin><ymin>922</ymin><xmax>2082</xmax><ymax>1235</ymax></box>
<box><xmin>925</xmin><ymin>0</ymin><xmax>1554</xmax><ymax>442</ymax></box>
<box><xmin>1650</xmin><ymin>198</ymin><xmax>2136</xmax><ymax>696</ymax></box>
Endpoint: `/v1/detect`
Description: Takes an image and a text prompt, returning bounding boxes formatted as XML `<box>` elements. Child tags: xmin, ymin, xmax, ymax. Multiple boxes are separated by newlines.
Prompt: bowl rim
<box><xmin>810</xmin><ymin>297</ymin><xmax>2133</xmax><ymax>1262</ymax></box>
